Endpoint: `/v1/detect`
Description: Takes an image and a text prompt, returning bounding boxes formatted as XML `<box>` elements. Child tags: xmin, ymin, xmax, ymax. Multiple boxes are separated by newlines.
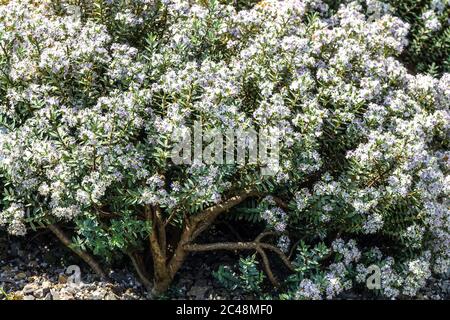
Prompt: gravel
<box><xmin>1</xmin><ymin>231</ymin><xmax>448</xmax><ymax>300</ymax></box>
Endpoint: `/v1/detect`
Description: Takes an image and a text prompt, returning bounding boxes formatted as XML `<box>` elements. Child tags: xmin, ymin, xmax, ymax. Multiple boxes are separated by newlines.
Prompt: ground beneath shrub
<box><xmin>0</xmin><ymin>229</ymin><xmax>256</xmax><ymax>300</ymax></box>
<box><xmin>0</xmin><ymin>230</ymin><xmax>448</xmax><ymax>300</ymax></box>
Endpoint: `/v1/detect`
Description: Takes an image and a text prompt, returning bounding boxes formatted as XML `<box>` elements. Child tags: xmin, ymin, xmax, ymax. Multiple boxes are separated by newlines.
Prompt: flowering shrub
<box><xmin>385</xmin><ymin>0</ymin><xmax>450</xmax><ymax>75</ymax></box>
<box><xmin>0</xmin><ymin>0</ymin><xmax>448</xmax><ymax>298</ymax></box>
<box><xmin>240</xmin><ymin>0</ymin><xmax>450</xmax><ymax>75</ymax></box>
<box><xmin>302</xmin><ymin>0</ymin><xmax>450</xmax><ymax>75</ymax></box>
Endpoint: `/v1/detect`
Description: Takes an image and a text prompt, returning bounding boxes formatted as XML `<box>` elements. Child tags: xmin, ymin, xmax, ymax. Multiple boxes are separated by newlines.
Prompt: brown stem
<box><xmin>183</xmin><ymin>242</ymin><xmax>281</xmax><ymax>287</ymax></box>
<box><xmin>184</xmin><ymin>241</ymin><xmax>282</xmax><ymax>286</ymax></box>
<box><xmin>47</xmin><ymin>224</ymin><xmax>106</xmax><ymax>278</ymax></box>
<box><xmin>254</xmin><ymin>232</ymin><xmax>295</xmax><ymax>272</ymax></box>
<box><xmin>272</xmin><ymin>196</ymin><xmax>289</xmax><ymax>210</ymax></box>
<box><xmin>255</xmin><ymin>231</ymin><xmax>279</xmax><ymax>242</ymax></box>
<box><xmin>145</xmin><ymin>206</ymin><xmax>170</xmax><ymax>294</ymax></box>
<box><xmin>366</xmin><ymin>155</ymin><xmax>403</xmax><ymax>188</ymax></box>
<box><xmin>160</xmin><ymin>222</ymin><xmax>193</xmax><ymax>294</ymax></box>
<box><xmin>190</xmin><ymin>190</ymin><xmax>260</xmax><ymax>240</ymax></box>
<box><xmin>94</xmin><ymin>205</ymin><xmax>121</xmax><ymax>219</ymax></box>
<box><xmin>146</xmin><ymin>190</ymin><xmax>265</xmax><ymax>294</ymax></box>
<box><xmin>154</xmin><ymin>205</ymin><xmax>167</xmax><ymax>260</ymax></box>
<box><xmin>164</xmin><ymin>208</ymin><xmax>178</xmax><ymax>227</ymax></box>
<box><xmin>184</xmin><ymin>229</ymin><xmax>295</xmax><ymax>287</ymax></box>
<box><xmin>288</xmin><ymin>239</ymin><xmax>302</xmax><ymax>260</ymax></box>
<box><xmin>184</xmin><ymin>241</ymin><xmax>259</xmax><ymax>252</ymax></box>
<box><xmin>259</xmin><ymin>243</ymin><xmax>295</xmax><ymax>272</ymax></box>
<box><xmin>255</xmin><ymin>247</ymin><xmax>279</xmax><ymax>287</ymax></box>
<box><xmin>128</xmin><ymin>251</ymin><xmax>153</xmax><ymax>291</ymax></box>
<box><xmin>167</xmin><ymin>190</ymin><xmax>260</xmax><ymax>271</ymax></box>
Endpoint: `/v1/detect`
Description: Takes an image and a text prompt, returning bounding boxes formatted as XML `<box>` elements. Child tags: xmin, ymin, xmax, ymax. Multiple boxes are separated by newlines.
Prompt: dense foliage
<box><xmin>0</xmin><ymin>0</ymin><xmax>448</xmax><ymax>299</ymax></box>
<box><xmin>324</xmin><ymin>0</ymin><xmax>450</xmax><ymax>75</ymax></box>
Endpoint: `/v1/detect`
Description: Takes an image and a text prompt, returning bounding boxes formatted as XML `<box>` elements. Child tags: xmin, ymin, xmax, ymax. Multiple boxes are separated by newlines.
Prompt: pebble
<box><xmin>22</xmin><ymin>283</ymin><xmax>38</xmax><ymax>295</ymax></box>
<box><xmin>1</xmin><ymin>230</ymin><xmax>449</xmax><ymax>300</ymax></box>
<box><xmin>15</xmin><ymin>272</ymin><xmax>27</xmax><ymax>280</ymax></box>
<box><xmin>188</xmin><ymin>285</ymin><xmax>209</xmax><ymax>299</ymax></box>
<box><xmin>34</xmin><ymin>288</ymin><xmax>46</xmax><ymax>299</ymax></box>
<box><xmin>58</xmin><ymin>274</ymin><xmax>68</xmax><ymax>284</ymax></box>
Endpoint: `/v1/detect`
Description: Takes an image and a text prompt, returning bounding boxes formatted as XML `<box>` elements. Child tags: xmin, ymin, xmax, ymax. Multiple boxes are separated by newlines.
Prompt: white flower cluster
<box><xmin>332</xmin><ymin>239</ymin><xmax>362</xmax><ymax>266</ymax></box>
<box><xmin>262</xmin><ymin>207</ymin><xmax>288</xmax><ymax>232</ymax></box>
<box><xmin>356</xmin><ymin>253</ymin><xmax>433</xmax><ymax>299</ymax></box>
<box><xmin>0</xmin><ymin>203</ymin><xmax>26</xmax><ymax>236</ymax></box>
<box><xmin>421</xmin><ymin>0</ymin><xmax>449</xmax><ymax>32</ymax></box>
<box><xmin>422</xmin><ymin>10</ymin><xmax>441</xmax><ymax>32</ymax></box>
<box><xmin>295</xmin><ymin>279</ymin><xmax>322</xmax><ymax>300</ymax></box>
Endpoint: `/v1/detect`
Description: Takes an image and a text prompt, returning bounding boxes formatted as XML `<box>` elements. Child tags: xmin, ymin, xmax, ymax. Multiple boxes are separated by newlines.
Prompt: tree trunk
<box><xmin>144</xmin><ymin>191</ymin><xmax>260</xmax><ymax>295</ymax></box>
<box><xmin>151</xmin><ymin>223</ymin><xmax>192</xmax><ymax>295</ymax></box>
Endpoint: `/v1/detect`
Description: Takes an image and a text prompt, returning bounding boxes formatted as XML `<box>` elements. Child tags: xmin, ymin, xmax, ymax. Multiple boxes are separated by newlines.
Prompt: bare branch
<box><xmin>164</xmin><ymin>208</ymin><xmax>179</xmax><ymax>227</ymax></box>
<box><xmin>192</xmin><ymin>189</ymin><xmax>261</xmax><ymax>224</ymax></box>
<box><xmin>259</xmin><ymin>243</ymin><xmax>295</xmax><ymax>272</ymax></box>
<box><xmin>184</xmin><ymin>229</ymin><xmax>296</xmax><ymax>287</ymax></box>
<box><xmin>184</xmin><ymin>241</ymin><xmax>258</xmax><ymax>252</ymax></box>
<box><xmin>48</xmin><ymin>224</ymin><xmax>107</xmax><ymax>278</ymax></box>
<box><xmin>127</xmin><ymin>251</ymin><xmax>153</xmax><ymax>292</ymax></box>
<box><xmin>288</xmin><ymin>239</ymin><xmax>302</xmax><ymax>260</ymax></box>
<box><xmin>255</xmin><ymin>246</ymin><xmax>280</xmax><ymax>287</ymax></box>
<box><xmin>190</xmin><ymin>189</ymin><xmax>261</xmax><ymax>240</ymax></box>
<box><xmin>255</xmin><ymin>231</ymin><xmax>279</xmax><ymax>242</ymax></box>
<box><xmin>154</xmin><ymin>205</ymin><xmax>167</xmax><ymax>259</ymax></box>
<box><xmin>272</xmin><ymin>196</ymin><xmax>289</xmax><ymax>210</ymax></box>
